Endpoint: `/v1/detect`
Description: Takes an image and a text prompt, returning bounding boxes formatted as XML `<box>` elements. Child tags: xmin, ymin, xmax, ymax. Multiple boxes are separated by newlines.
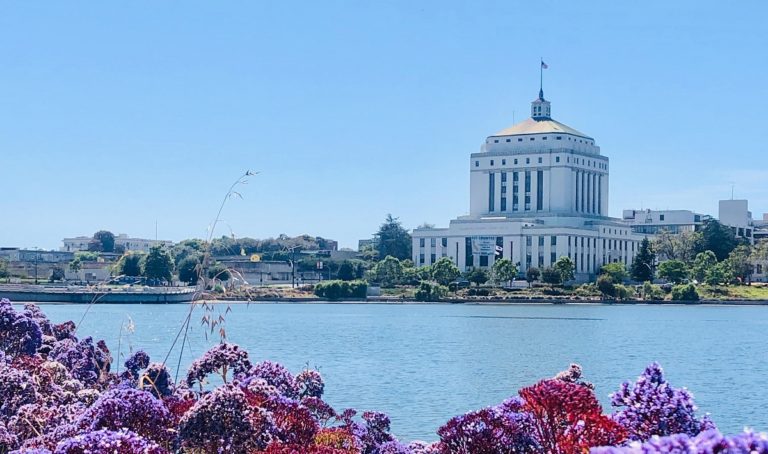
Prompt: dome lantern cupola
<box><xmin>531</xmin><ymin>89</ymin><xmax>551</xmax><ymax>120</ymax></box>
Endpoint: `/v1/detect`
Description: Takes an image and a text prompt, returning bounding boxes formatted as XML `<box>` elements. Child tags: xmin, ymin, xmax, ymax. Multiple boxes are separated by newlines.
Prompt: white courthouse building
<box><xmin>412</xmin><ymin>87</ymin><xmax>643</xmax><ymax>281</ymax></box>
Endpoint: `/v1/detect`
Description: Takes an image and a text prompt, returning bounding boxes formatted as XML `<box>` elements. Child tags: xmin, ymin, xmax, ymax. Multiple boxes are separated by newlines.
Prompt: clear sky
<box><xmin>1</xmin><ymin>1</ymin><xmax>767</xmax><ymax>250</ymax></box>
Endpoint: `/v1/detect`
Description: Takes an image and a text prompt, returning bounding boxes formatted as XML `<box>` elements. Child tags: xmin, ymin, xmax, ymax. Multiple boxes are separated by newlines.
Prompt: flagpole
<box><xmin>540</xmin><ymin>58</ymin><xmax>543</xmax><ymax>94</ymax></box>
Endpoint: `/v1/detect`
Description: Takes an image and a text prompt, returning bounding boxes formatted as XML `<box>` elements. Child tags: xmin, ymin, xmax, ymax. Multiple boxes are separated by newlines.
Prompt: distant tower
<box><xmin>531</xmin><ymin>89</ymin><xmax>551</xmax><ymax>120</ymax></box>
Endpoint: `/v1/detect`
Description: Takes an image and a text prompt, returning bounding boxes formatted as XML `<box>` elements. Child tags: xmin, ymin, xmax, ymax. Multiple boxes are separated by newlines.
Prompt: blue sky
<box><xmin>1</xmin><ymin>1</ymin><xmax>767</xmax><ymax>250</ymax></box>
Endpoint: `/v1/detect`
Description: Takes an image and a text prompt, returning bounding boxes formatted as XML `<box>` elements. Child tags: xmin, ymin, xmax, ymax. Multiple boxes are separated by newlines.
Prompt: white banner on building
<box><xmin>470</xmin><ymin>236</ymin><xmax>496</xmax><ymax>255</ymax></box>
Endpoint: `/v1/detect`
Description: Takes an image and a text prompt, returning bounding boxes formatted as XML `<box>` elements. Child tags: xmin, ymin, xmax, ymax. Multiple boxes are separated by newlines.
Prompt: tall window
<box><xmin>536</xmin><ymin>170</ymin><xmax>544</xmax><ymax>210</ymax></box>
<box><xmin>524</xmin><ymin>171</ymin><xmax>531</xmax><ymax>211</ymax></box>
<box><xmin>488</xmin><ymin>173</ymin><xmax>495</xmax><ymax>212</ymax></box>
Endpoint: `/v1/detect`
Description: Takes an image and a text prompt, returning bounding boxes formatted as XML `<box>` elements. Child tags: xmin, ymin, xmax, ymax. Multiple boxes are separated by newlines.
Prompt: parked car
<box><xmin>448</xmin><ymin>279</ymin><xmax>471</xmax><ymax>291</ymax></box>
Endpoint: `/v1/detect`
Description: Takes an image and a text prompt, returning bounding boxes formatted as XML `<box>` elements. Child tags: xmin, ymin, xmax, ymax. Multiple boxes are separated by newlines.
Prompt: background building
<box><xmin>719</xmin><ymin>199</ymin><xmax>755</xmax><ymax>244</ymax></box>
<box><xmin>62</xmin><ymin>234</ymin><xmax>173</xmax><ymax>253</ymax></box>
<box><xmin>621</xmin><ymin>209</ymin><xmax>710</xmax><ymax>235</ymax></box>
<box><xmin>412</xmin><ymin>86</ymin><xmax>643</xmax><ymax>281</ymax></box>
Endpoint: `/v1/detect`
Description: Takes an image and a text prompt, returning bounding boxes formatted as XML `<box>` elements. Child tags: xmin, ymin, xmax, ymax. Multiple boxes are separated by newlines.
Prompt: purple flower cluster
<box><xmin>140</xmin><ymin>362</ymin><xmax>173</xmax><ymax>398</ymax></box>
<box><xmin>296</xmin><ymin>368</ymin><xmax>325</xmax><ymax>398</ymax></box>
<box><xmin>52</xmin><ymin>428</ymin><xmax>166</xmax><ymax>454</ymax></box>
<box><xmin>178</xmin><ymin>383</ymin><xmax>272</xmax><ymax>452</ymax></box>
<box><xmin>123</xmin><ymin>350</ymin><xmax>150</xmax><ymax>379</ymax></box>
<box><xmin>247</xmin><ymin>360</ymin><xmax>300</xmax><ymax>397</ymax></box>
<box><xmin>185</xmin><ymin>342</ymin><xmax>252</xmax><ymax>387</ymax></box>
<box><xmin>610</xmin><ymin>362</ymin><xmax>715</xmax><ymax>441</ymax></box>
<box><xmin>75</xmin><ymin>387</ymin><xmax>172</xmax><ymax>446</ymax></box>
<box><xmin>592</xmin><ymin>429</ymin><xmax>768</xmax><ymax>453</ymax></box>
<box><xmin>0</xmin><ymin>298</ymin><xmax>43</xmax><ymax>356</ymax></box>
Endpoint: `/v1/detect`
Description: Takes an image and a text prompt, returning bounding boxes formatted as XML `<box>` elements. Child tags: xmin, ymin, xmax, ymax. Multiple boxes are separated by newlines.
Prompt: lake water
<box><xmin>22</xmin><ymin>302</ymin><xmax>768</xmax><ymax>441</ymax></box>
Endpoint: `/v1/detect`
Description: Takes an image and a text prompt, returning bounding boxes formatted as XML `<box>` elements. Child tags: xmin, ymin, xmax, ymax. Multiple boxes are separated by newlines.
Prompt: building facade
<box><xmin>412</xmin><ymin>87</ymin><xmax>643</xmax><ymax>281</ymax></box>
<box><xmin>61</xmin><ymin>234</ymin><xmax>173</xmax><ymax>253</ymax></box>
<box><xmin>621</xmin><ymin>209</ymin><xmax>710</xmax><ymax>235</ymax></box>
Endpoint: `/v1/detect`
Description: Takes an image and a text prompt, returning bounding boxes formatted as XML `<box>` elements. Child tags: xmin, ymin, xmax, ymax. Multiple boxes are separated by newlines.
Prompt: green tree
<box><xmin>728</xmin><ymin>245</ymin><xmax>754</xmax><ymax>284</ymax></box>
<box><xmin>93</xmin><ymin>230</ymin><xmax>116</xmax><ymax>253</ymax></box>
<box><xmin>375</xmin><ymin>214</ymin><xmax>412</xmax><ymax>261</ymax></box>
<box><xmin>374</xmin><ymin>255</ymin><xmax>403</xmax><ymax>287</ymax></box>
<box><xmin>541</xmin><ymin>267</ymin><xmax>562</xmax><ymax>286</ymax></box>
<box><xmin>49</xmin><ymin>267</ymin><xmax>65</xmax><ymax>282</ymax></box>
<box><xmin>143</xmin><ymin>245</ymin><xmax>174</xmax><ymax>282</ymax></box>
<box><xmin>74</xmin><ymin>251</ymin><xmax>99</xmax><ymax>262</ymax></box>
<box><xmin>431</xmin><ymin>257</ymin><xmax>461</xmax><ymax>286</ymax></box>
<box><xmin>68</xmin><ymin>258</ymin><xmax>82</xmax><ymax>275</ymax></box>
<box><xmin>177</xmin><ymin>256</ymin><xmax>201</xmax><ymax>284</ymax></box>
<box><xmin>698</xmin><ymin>220</ymin><xmax>737</xmax><ymax>261</ymax></box>
<box><xmin>671</xmin><ymin>284</ymin><xmax>699</xmax><ymax>301</ymax></box>
<box><xmin>525</xmin><ymin>267</ymin><xmax>541</xmax><ymax>286</ymax></box>
<box><xmin>691</xmin><ymin>250</ymin><xmax>717</xmax><ymax>283</ymax></box>
<box><xmin>599</xmin><ymin>262</ymin><xmax>628</xmax><ymax>283</ymax></box>
<box><xmin>630</xmin><ymin>237</ymin><xmax>655</xmax><ymax>282</ymax></box>
<box><xmin>657</xmin><ymin>260</ymin><xmax>689</xmax><ymax>284</ymax></box>
<box><xmin>652</xmin><ymin>230</ymin><xmax>702</xmax><ymax>263</ymax></box>
<box><xmin>466</xmin><ymin>268</ymin><xmax>490</xmax><ymax>287</ymax></box>
<box><xmin>207</xmin><ymin>262</ymin><xmax>231</xmax><ymax>282</ymax></box>
<box><xmin>705</xmin><ymin>260</ymin><xmax>733</xmax><ymax>286</ymax></box>
<box><xmin>115</xmin><ymin>252</ymin><xmax>145</xmax><ymax>277</ymax></box>
<box><xmin>596</xmin><ymin>274</ymin><xmax>616</xmax><ymax>297</ymax></box>
<box><xmin>491</xmin><ymin>258</ymin><xmax>518</xmax><ymax>286</ymax></box>
<box><xmin>172</xmin><ymin>239</ymin><xmax>207</xmax><ymax>264</ymax></box>
<box><xmin>0</xmin><ymin>259</ymin><xmax>8</xmax><ymax>279</ymax></box>
<box><xmin>553</xmin><ymin>256</ymin><xmax>575</xmax><ymax>284</ymax></box>
<box><xmin>337</xmin><ymin>261</ymin><xmax>356</xmax><ymax>281</ymax></box>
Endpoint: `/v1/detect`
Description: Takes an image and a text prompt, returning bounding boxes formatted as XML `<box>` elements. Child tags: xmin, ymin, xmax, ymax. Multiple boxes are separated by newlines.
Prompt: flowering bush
<box><xmin>1</xmin><ymin>299</ymin><xmax>767</xmax><ymax>454</ymax></box>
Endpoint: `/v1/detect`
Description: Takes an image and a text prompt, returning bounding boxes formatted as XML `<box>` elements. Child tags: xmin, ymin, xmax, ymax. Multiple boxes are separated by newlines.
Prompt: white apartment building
<box><xmin>62</xmin><ymin>234</ymin><xmax>173</xmax><ymax>253</ymax></box>
<box><xmin>622</xmin><ymin>209</ymin><xmax>710</xmax><ymax>235</ymax></box>
<box><xmin>719</xmin><ymin>199</ymin><xmax>755</xmax><ymax>244</ymax></box>
<box><xmin>412</xmin><ymin>86</ymin><xmax>643</xmax><ymax>281</ymax></box>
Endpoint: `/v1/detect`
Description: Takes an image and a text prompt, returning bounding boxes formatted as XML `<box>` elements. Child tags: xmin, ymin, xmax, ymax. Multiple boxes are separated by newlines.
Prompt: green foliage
<box><xmin>574</xmin><ymin>283</ymin><xmax>600</xmax><ymax>297</ymax></box>
<box><xmin>209</xmin><ymin>234</ymin><xmax>335</xmax><ymax>256</ymax></box>
<box><xmin>596</xmin><ymin>274</ymin><xmax>616</xmax><ymax>297</ymax></box>
<box><xmin>373</xmin><ymin>255</ymin><xmax>403</xmax><ymax>287</ymax></box>
<box><xmin>314</xmin><ymin>280</ymin><xmax>368</xmax><ymax>300</ymax></box>
<box><xmin>337</xmin><ymin>261</ymin><xmax>356</xmax><ymax>281</ymax></box>
<box><xmin>553</xmin><ymin>256</ymin><xmax>575</xmax><ymax>283</ymax></box>
<box><xmin>49</xmin><ymin>266</ymin><xmax>65</xmax><ymax>282</ymax></box>
<box><xmin>614</xmin><ymin>284</ymin><xmax>632</xmax><ymax>300</ymax></box>
<box><xmin>704</xmin><ymin>260</ymin><xmax>733</xmax><ymax>286</ymax></box>
<box><xmin>431</xmin><ymin>257</ymin><xmax>461</xmax><ymax>286</ymax></box>
<box><xmin>92</xmin><ymin>230</ymin><xmax>116</xmax><ymax>253</ymax></box>
<box><xmin>652</xmin><ymin>230</ymin><xmax>703</xmax><ymax>262</ymax></box>
<box><xmin>599</xmin><ymin>262</ymin><xmax>628</xmax><ymax>283</ymax></box>
<box><xmin>540</xmin><ymin>267</ymin><xmax>562</xmax><ymax>285</ymax></box>
<box><xmin>525</xmin><ymin>267</ymin><xmax>540</xmax><ymax>284</ymax></box>
<box><xmin>466</xmin><ymin>267</ymin><xmax>490</xmax><ymax>287</ymax></box>
<box><xmin>657</xmin><ymin>260</ymin><xmax>689</xmax><ymax>284</ymax></box>
<box><xmin>491</xmin><ymin>258</ymin><xmax>518</xmax><ymax>285</ymax></box>
<box><xmin>68</xmin><ymin>258</ymin><xmax>82</xmax><ymax>274</ymax></box>
<box><xmin>630</xmin><ymin>237</ymin><xmax>655</xmax><ymax>282</ymax></box>
<box><xmin>74</xmin><ymin>251</ymin><xmax>99</xmax><ymax>262</ymax></box>
<box><xmin>207</xmin><ymin>263</ymin><xmax>231</xmax><ymax>282</ymax></box>
<box><xmin>178</xmin><ymin>256</ymin><xmax>202</xmax><ymax>284</ymax></box>
<box><xmin>414</xmin><ymin>281</ymin><xmax>447</xmax><ymax>301</ymax></box>
<box><xmin>691</xmin><ymin>251</ymin><xmax>717</xmax><ymax>283</ymax></box>
<box><xmin>728</xmin><ymin>245</ymin><xmax>754</xmax><ymax>283</ymax></box>
<box><xmin>642</xmin><ymin>281</ymin><xmax>665</xmax><ymax>301</ymax></box>
<box><xmin>698</xmin><ymin>220</ymin><xmax>737</xmax><ymax>261</ymax></box>
<box><xmin>143</xmin><ymin>245</ymin><xmax>175</xmax><ymax>282</ymax></box>
<box><xmin>671</xmin><ymin>283</ymin><xmax>699</xmax><ymax>301</ymax></box>
<box><xmin>375</xmin><ymin>214</ymin><xmax>412</xmax><ymax>261</ymax></box>
<box><xmin>172</xmin><ymin>239</ymin><xmax>207</xmax><ymax>264</ymax></box>
<box><xmin>115</xmin><ymin>252</ymin><xmax>145</xmax><ymax>277</ymax></box>
<box><xmin>0</xmin><ymin>259</ymin><xmax>8</xmax><ymax>279</ymax></box>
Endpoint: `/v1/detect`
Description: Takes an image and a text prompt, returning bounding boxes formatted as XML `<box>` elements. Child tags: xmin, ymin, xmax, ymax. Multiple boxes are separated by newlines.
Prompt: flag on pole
<box><xmin>541</xmin><ymin>61</ymin><xmax>548</xmax><ymax>69</ymax></box>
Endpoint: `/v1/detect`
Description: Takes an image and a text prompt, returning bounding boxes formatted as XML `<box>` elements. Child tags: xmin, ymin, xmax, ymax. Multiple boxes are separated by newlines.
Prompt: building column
<box><xmin>530</xmin><ymin>170</ymin><xmax>539</xmax><ymax>212</ymax></box>
<box><xmin>574</xmin><ymin>170</ymin><xmax>580</xmax><ymax>212</ymax></box>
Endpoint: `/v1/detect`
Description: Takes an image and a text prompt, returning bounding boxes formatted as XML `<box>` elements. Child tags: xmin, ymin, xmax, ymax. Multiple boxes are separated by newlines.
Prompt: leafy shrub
<box><xmin>614</xmin><ymin>284</ymin><xmax>633</xmax><ymax>300</ymax></box>
<box><xmin>671</xmin><ymin>284</ymin><xmax>700</xmax><ymax>301</ymax></box>
<box><xmin>313</xmin><ymin>280</ymin><xmax>367</xmax><ymax>300</ymax></box>
<box><xmin>642</xmin><ymin>281</ymin><xmax>665</xmax><ymax>301</ymax></box>
<box><xmin>597</xmin><ymin>274</ymin><xmax>616</xmax><ymax>297</ymax></box>
<box><xmin>467</xmin><ymin>288</ymin><xmax>490</xmax><ymax>297</ymax></box>
<box><xmin>414</xmin><ymin>281</ymin><xmax>447</xmax><ymax>302</ymax></box>
<box><xmin>574</xmin><ymin>283</ymin><xmax>601</xmax><ymax>297</ymax></box>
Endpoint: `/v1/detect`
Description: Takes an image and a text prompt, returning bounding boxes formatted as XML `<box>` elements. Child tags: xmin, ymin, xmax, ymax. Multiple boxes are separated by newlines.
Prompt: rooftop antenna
<box><xmin>731</xmin><ymin>183</ymin><xmax>735</xmax><ymax>200</ymax></box>
<box><xmin>512</xmin><ymin>109</ymin><xmax>515</xmax><ymax>124</ymax></box>
<box><xmin>155</xmin><ymin>220</ymin><xmax>158</xmax><ymax>241</ymax></box>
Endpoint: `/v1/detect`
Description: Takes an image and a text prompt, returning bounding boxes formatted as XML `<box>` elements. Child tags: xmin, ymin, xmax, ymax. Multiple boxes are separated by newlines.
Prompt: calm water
<box><xmin>22</xmin><ymin>302</ymin><xmax>768</xmax><ymax>441</ymax></box>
